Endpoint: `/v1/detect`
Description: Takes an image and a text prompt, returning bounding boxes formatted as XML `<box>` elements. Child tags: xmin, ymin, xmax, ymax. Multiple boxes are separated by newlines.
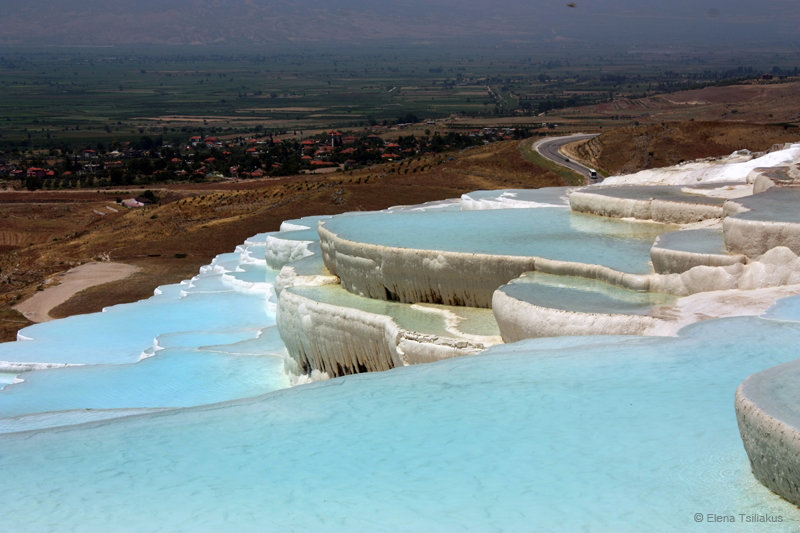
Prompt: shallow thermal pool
<box><xmin>499</xmin><ymin>272</ymin><xmax>675</xmax><ymax>315</ymax></box>
<box><xmin>579</xmin><ymin>185</ymin><xmax>728</xmax><ymax>205</ymax></box>
<box><xmin>654</xmin><ymin>228</ymin><xmax>729</xmax><ymax>255</ymax></box>
<box><xmin>461</xmin><ymin>187</ymin><xmax>571</xmax><ymax>209</ymax></box>
<box><xmin>322</xmin><ymin>207</ymin><xmax>673</xmax><ymax>274</ymax></box>
<box><xmin>2</xmin><ymin>316</ymin><xmax>800</xmax><ymax>531</ymax></box>
<box><xmin>0</xmin><ymin>232</ymin><xmax>291</xmax><ymax>432</ymax></box>
<box><xmin>2</xmin><ymin>193</ymin><xmax>800</xmax><ymax>530</ymax></box>
<box><xmin>731</xmin><ymin>187</ymin><xmax>800</xmax><ymax>223</ymax></box>
<box><xmin>288</xmin><ymin>284</ymin><xmax>500</xmax><ymax>339</ymax></box>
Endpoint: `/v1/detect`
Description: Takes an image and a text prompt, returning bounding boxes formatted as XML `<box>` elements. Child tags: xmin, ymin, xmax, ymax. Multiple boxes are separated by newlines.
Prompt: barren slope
<box><xmin>1</xmin><ymin>140</ymin><xmax>563</xmax><ymax>341</ymax></box>
<box><xmin>571</xmin><ymin>121</ymin><xmax>799</xmax><ymax>175</ymax></box>
<box><xmin>562</xmin><ymin>80</ymin><xmax>800</xmax><ymax>126</ymax></box>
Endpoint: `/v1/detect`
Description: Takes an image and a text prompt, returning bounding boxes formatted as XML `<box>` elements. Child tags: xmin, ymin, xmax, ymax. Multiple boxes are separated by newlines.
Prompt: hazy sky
<box><xmin>1</xmin><ymin>0</ymin><xmax>798</xmax><ymax>48</ymax></box>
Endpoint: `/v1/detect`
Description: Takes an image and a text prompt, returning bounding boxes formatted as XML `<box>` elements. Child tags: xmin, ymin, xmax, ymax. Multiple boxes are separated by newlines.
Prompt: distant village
<box><xmin>1</xmin><ymin>125</ymin><xmax>528</xmax><ymax>191</ymax></box>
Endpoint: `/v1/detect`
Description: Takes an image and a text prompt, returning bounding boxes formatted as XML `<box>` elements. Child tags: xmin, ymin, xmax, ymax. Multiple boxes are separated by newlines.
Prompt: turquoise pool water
<box><xmin>654</xmin><ymin>228</ymin><xmax>729</xmax><ymax>254</ymax></box>
<box><xmin>499</xmin><ymin>272</ymin><xmax>675</xmax><ymax>314</ymax></box>
<box><xmin>0</xmin><ymin>232</ymin><xmax>291</xmax><ymax>432</ymax></box>
<box><xmin>323</xmin><ymin>208</ymin><xmax>672</xmax><ymax>274</ymax></box>
<box><xmin>765</xmin><ymin>294</ymin><xmax>800</xmax><ymax>321</ymax></box>
<box><xmin>461</xmin><ymin>187</ymin><xmax>571</xmax><ymax>208</ymax></box>
<box><xmin>288</xmin><ymin>284</ymin><xmax>499</xmax><ymax>338</ymax></box>
<box><xmin>2</xmin><ymin>193</ymin><xmax>799</xmax><ymax>531</ymax></box>
<box><xmin>1</xmin><ymin>316</ymin><xmax>800</xmax><ymax>531</ymax></box>
<box><xmin>583</xmin><ymin>185</ymin><xmax>727</xmax><ymax>205</ymax></box>
<box><xmin>733</xmin><ymin>188</ymin><xmax>800</xmax><ymax>223</ymax></box>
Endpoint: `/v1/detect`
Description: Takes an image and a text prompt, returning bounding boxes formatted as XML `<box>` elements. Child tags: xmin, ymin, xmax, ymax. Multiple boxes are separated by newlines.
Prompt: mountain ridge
<box><xmin>2</xmin><ymin>0</ymin><xmax>797</xmax><ymax>47</ymax></box>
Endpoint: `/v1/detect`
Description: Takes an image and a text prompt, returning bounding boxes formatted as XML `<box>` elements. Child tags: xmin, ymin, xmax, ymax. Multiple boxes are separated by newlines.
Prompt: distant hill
<box><xmin>567</xmin><ymin>80</ymin><xmax>800</xmax><ymax>126</ymax></box>
<box><xmin>1</xmin><ymin>0</ymin><xmax>797</xmax><ymax>48</ymax></box>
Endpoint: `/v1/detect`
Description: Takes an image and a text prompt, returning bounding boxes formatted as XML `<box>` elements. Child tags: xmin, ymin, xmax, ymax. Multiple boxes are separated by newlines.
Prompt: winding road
<box><xmin>535</xmin><ymin>133</ymin><xmax>600</xmax><ymax>181</ymax></box>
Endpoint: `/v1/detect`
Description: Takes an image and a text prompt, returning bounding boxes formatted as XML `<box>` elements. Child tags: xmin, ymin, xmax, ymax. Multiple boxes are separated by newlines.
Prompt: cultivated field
<box><xmin>2</xmin><ymin>45</ymin><xmax>797</xmax><ymax>150</ymax></box>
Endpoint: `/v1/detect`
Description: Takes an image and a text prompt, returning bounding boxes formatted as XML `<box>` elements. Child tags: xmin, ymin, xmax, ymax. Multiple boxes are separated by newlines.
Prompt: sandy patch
<box><xmin>13</xmin><ymin>262</ymin><xmax>141</xmax><ymax>323</ymax></box>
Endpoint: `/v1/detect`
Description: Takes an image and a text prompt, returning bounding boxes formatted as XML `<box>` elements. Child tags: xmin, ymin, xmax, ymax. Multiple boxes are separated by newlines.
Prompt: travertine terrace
<box><xmin>272</xmin><ymin>142</ymin><xmax>800</xmax><ymax>507</ymax></box>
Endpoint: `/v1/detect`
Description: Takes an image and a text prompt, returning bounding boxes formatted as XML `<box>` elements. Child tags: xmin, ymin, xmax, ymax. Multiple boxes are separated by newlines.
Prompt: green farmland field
<box><xmin>0</xmin><ymin>42</ymin><xmax>796</xmax><ymax>149</ymax></box>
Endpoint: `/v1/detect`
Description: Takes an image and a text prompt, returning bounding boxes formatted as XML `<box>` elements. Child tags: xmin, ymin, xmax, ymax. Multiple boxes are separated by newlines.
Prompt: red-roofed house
<box><xmin>26</xmin><ymin>167</ymin><xmax>47</xmax><ymax>178</ymax></box>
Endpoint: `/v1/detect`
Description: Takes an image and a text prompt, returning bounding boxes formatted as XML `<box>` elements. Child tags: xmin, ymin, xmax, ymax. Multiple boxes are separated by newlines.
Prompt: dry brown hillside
<box><xmin>0</xmin><ymin>140</ymin><xmax>564</xmax><ymax>341</ymax></box>
<box><xmin>571</xmin><ymin>122</ymin><xmax>799</xmax><ymax>175</ymax></box>
<box><xmin>561</xmin><ymin>79</ymin><xmax>800</xmax><ymax>126</ymax></box>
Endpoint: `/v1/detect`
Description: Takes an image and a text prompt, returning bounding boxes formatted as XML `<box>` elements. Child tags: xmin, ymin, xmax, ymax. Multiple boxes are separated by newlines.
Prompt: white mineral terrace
<box><xmin>723</xmin><ymin>188</ymin><xmax>800</xmax><ymax>257</ymax></box>
<box><xmin>600</xmin><ymin>143</ymin><xmax>800</xmax><ymax>186</ymax></box>
<box><xmin>270</xmin><ymin>142</ymin><xmax>800</xmax><ymax>509</ymax></box>
<box><xmin>492</xmin><ymin>272</ymin><xmax>673</xmax><ymax>342</ymax></box>
<box><xmin>317</xmin><ymin>208</ymin><xmax>676</xmax><ymax>305</ymax></box>
<box><xmin>568</xmin><ymin>185</ymin><xmax>728</xmax><ymax>224</ymax></box>
<box><xmin>264</xmin><ymin>228</ymin><xmax>318</xmax><ymax>270</ymax></box>
<box><xmin>277</xmin><ymin>285</ymin><xmax>499</xmax><ymax>377</ymax></box>
<box><xmin>737</xmin><ymin>360</ymin><xmax>800</xmax><ymax>508</ymax></box>
<box><xmin>650</xmin><ymin>228</ymin><xmax>746</xmax><ymax>274</ymax></box>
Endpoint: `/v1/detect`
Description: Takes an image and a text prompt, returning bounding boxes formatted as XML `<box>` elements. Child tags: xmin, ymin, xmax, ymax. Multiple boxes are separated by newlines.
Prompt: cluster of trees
<box><xmin>5</xmin><ymin>128</ymin><xmax>524</xmax><ymax>190</ymax></box>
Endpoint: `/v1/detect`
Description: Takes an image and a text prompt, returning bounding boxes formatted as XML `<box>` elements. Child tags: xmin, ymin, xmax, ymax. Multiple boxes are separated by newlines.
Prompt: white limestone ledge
<box><xmin>265</xmin><ymin>232</ymin><xmax>316</xmax><ymax>271</ymax></box>
<box><xmin>274</xmin><ymin>243</ymin><xmax>339</xmax><ymax>296</ymax></box>
<box><xmin>320</xmin><ymin>219</ymin><xmax>686</xmax><ymax>306</ymax></box>
<box><xmin>650</xmin><ymin>229</ymin><xmax>746</xmax><ymax>274</ymax></box>
<box><xmin>320</xmin><ymin>222</ymin><xmax>539</xmax><ymax>307</ymax></box>
<box><xmin>724</xmin><ymin>189</ymin><xmax>800</xmax><ymax>257</ymax></box>
<box><xmin>460</xmin><ymin>187</ymin><xmax>572</xmax><ymax>210</ymax></box>
<box><xmin>749</xmin><ymin>164</ymin><xmax>800</xmax><ymax>194</ymax></box>
<box><xmin>662</xmin><ymin>247</ymin><xmax>800</xmax><ymax>295</ymax></box>
<box><xmin>319</xmin><ymin>220</ymin><xmax>674</xmax><ymax>306</ymax></box>
<box><xmin>724</xmin><ymin>217</ymin><xmax>800</xmax><ymax>258</ymax></box>
<box><xmin>651</xmin><ymin>245</ymin><xmax>745</xmax><ymax>274</ymax></box>
<box><xmin>492</xmin><ymin>289</ymin><xmax>666</xmax><ymax>342</ymax></box>
<box><xmin>276</xmin><ymin>287</ymin><xmax>497</xmax><ymax>377</ymax></box>
<box><xmin>569</xmin><ymin>186</ymin><xmax>725</xmax><ymax>224</ymax></box>
<box><xmin>491</xmin><ymin>273</ymin><xmax>674</xmax><ymax>342</ymax></box>
<box><xmin>736</xmin><ymin>361</ymin><xmax>800</xmax><ymax>507</ymax></box>
<box><xmin>320</xmin><ymin>220</ymin><xmax>800</xmax><ymax>309</ymax></box>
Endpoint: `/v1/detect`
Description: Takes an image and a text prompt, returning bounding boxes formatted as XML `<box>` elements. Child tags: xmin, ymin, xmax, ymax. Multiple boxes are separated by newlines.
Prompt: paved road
<box><xmin>535</xmin><ymin>133</ymin><xmax>600</xmax><ymax>181</ymax></box>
